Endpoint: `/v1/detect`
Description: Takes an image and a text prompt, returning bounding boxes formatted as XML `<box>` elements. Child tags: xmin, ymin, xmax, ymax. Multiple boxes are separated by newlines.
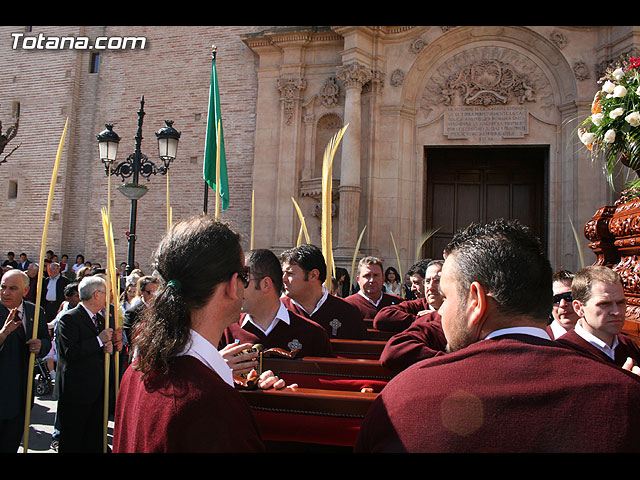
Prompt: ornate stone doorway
<box><xmin>423</xmin><ymin>146</ymin><xmax>548</xmax><ymax>260</ymax></box>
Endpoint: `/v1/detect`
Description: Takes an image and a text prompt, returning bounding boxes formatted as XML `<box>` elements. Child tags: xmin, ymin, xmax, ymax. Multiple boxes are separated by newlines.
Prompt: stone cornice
<box><xmin>242</xmin><ymin>26</ymin><xmax>342</xmax><ymax>51</ymax></box>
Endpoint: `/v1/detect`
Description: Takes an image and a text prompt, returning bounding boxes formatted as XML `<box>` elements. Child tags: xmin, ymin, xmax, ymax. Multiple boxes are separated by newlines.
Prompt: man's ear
<box><xmin>261</xmin><ymin>276</ymin><xmax>273</xmax><ymax>293</ymax></box>
<box><xmin>225</xmin><ymin>273</ymin><xmax>242</xmax><ymax>301</ymax></box>
<box><xmin>308</xmin><ymin>268</ymin><xmax>320</xmax><ymax>282</ymax></box>
<box><xmin>572</xmin><ymin>299</ymin><xmax>584</xmax><ymax>318</ymax></box>
<box><xmin>466</xmin><ymin>281</ymin><xmax>489</xmax><ymax>334</ymax></box>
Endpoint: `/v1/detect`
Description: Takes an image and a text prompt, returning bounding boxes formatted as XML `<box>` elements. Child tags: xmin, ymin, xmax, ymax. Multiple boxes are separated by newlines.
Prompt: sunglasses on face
<box><xmin>237</xmin><ymin>266</ymin><xmax>251</xmax><ymax>288</ymax></box>
<box><xmin>552</xmin><ymin>291</ymin><xmax>572</xmax><ymax>304</ymax></box>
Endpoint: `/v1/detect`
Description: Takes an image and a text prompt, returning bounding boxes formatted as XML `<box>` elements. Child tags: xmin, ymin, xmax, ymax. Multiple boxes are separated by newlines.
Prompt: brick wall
<box><xmin>0</xmin><ymin>25</ymin><xmax>267</xmax><ymax>274</ymax></box>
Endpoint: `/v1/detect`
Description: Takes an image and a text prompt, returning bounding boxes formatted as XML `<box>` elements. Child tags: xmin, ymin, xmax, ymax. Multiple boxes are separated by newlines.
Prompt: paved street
<box><xmin>17</xmin><ymin>387</ymin><xmax>114</xmax><ymax>454</ymax></box>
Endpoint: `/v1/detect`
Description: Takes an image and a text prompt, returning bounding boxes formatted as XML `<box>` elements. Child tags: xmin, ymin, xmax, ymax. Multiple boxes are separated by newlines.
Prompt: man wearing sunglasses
<box><xmin>122</xmin><ymin>276</ymin><xmax>159</xmax><ymax>352</ymax></box>
<box><xmin>547</xmin><ymin>270</ymin><xmax>579</xmax><ymax>339</ymax></box>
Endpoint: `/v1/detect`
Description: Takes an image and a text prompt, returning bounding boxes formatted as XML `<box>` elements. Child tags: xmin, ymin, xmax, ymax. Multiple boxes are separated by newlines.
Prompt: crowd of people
<box><xmin>2</xmin><ymin>215</ymin><xmax>640</xmax><ymax>453</ymax></box>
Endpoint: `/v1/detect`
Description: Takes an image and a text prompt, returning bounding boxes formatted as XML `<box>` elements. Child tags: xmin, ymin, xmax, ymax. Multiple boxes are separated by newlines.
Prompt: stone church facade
<box><xmin>0</xmin><ymin>25</ymin><xmax>637</xmax><ymax>276</ymax></box>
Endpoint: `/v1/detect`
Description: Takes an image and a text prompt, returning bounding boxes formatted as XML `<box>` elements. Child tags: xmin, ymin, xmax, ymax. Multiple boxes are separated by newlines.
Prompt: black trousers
<box><xmin>0</xmin><ymin>413</ymin><xmax>24</xmax><ymax>453</ymax></box>
<box><xmin>57</xmin><ymin>395</ymin><xmax>105</xmax><ymax>453</ymax></box>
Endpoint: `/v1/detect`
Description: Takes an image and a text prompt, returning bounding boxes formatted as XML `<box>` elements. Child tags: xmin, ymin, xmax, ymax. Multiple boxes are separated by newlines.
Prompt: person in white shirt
<box><xmin>547</xmin><ymin>269</ymin><xmax>579</xmax><ymax>339</ymax></box>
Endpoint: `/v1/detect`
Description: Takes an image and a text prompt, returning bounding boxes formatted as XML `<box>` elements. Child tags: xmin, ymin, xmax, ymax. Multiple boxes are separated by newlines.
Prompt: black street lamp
<box><xmin>96</xmin><ymin>96</ymin><xmax>180</xmax><ymax>275</ymax></box>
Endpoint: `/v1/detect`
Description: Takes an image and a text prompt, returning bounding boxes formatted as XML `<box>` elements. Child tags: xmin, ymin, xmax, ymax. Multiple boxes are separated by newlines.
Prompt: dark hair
<box><xmin>137</xmin><ymin>275</ymin><xmax>159</xmax><ymax>295</ymax></box>
<box><xmin>248</xmin><ymin>249</ymin><xmax>283</xmax><ymax>294</ymax></box>
<box><xmin>385</xmin><ymin>266</ymin><xmax>400</xmax><ymax>281</ymax></box>
<box><xmin>280</xmin><ymin>244</ymin><xmax>327</xmax><ymax>283</ymax></box>
<box><xmin>407</xmin><ymin>259</ymin><xmax>432</xmax><ymax>278</ymax></box>
<box><xmin>64</xmin><ymin>281</ymin><xmax>79</xmax><ymax>298</ymax></box>
<box><xmin>572</xmin><ymin>265</ymin><xmax>623</xmax><ymax>304</ymax></box>
<box><xmin>445</xmin><ymin>218</ymin><xmax>552</xmax><ymax>319</ymax></box>
<box><xmin>133</xmin><ymin>215</ymin><xmax>243</xmax><ymax>376</ymax></box>
<box><xmin>552</xmin><ymin>269</ymin><xmax>574</xmax><ymax>284</ymax></box>
<box><xmin>427</xmin><ymin>259</ymin><xmax>444</xmax><ymax>270</ymax></box>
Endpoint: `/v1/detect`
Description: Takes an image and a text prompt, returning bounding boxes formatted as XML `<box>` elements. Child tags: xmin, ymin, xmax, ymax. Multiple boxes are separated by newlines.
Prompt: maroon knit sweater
<box><xmin>556</xmin><ymin>329</ymin><xmax>640</xmax><ymax>368</ymax></box>
<box><xmin>220</xmin><ymin>311</ymin><xmax>334</xmax><ymax>358</ymax></box>
<box><xmin>281</xmin><ymin>294</ymin><xmax>366</xmax><ymax>340</ymax></box>
<box><xmin>379</xmin><ymin>310</ymin><xmax>447</xmax><ymax>372</ymax></box>
<box><xmin>113</xmin><ymin>356</ymin><xmax>265</xmax><ymax>453</ymax></box>
<box><xmin>343</xmin><ymin>292</ymin><xmax>403</xmax><ymax>321</ymax></box>
<box><xmin>356</xmin><ymin>334</ymin><xmax>640</xmax><ymax>453</ymax></box>
<box><xmin>373</xmin><ymin>297</ymin><xmax>430</xmax><ymax>332</ymax></box>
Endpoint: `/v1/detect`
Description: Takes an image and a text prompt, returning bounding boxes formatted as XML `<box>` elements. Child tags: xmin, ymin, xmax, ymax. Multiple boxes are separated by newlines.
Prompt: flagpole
<box><xmin>23</xmin><ymin>118</ymin><xmax>68</xmax><ymax>452</ymax></box>
<box><xmin>203</xmin><ymin>44</ymin><xmax>229</xmax><ymax>218</ymax></box>
<box><xmin>251</xmin><ymin>190</ymin><xmax>255</xmax><ymax>249</ymax></box>
<box><xmin>215</xmin><ymin>118</ymin><xmax>221</xmax><ymax>220</ymax></box>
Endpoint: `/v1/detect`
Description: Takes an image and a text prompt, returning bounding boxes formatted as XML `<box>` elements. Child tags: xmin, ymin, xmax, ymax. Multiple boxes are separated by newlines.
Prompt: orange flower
<box><xmin>591</xmin><ymin>91</ymin><xmax>602</xmax><ymax>114</ymax></box>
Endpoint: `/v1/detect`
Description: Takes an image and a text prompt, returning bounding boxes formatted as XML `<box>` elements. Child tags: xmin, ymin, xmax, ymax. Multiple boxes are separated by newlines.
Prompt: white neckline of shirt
<box><xmin>358</xmin><ymin>289</ymin><xmax>383</xmax><ymax>307</ymax></box>
<box><xmin>178</xmin><ymin>329</ymin><xmax>234</xmax><ymax>387</ymax></box>
<box><xmin>574</xmin><ymin>320</ymin><xmax>619</xmax><ymax>360</ymax></box>
<box><xmin>484</xmin><ymin>326</ymin><xmax>551</xmax><ymax>341</ymax></box>
<box><xmin>288</xmin><ymin>285</ymin><xmax>329</xmax><ymax>317</ymax></box>
<box><xmin>549</xmin><ymin>319</ymin><xmax>570</xmax><ymax>339</ymax></box>
<box><xmin>242</xmin><ymin>300</ymin><xmax>291</xmax><ymax>336</ymax></box>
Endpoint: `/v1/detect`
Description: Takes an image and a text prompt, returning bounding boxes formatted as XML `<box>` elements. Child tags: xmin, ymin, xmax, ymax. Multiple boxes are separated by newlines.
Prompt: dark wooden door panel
<box><xmin>424</xmin><ymin>147</ymin><xmax>547</xmax><ymax>260</ymax></box>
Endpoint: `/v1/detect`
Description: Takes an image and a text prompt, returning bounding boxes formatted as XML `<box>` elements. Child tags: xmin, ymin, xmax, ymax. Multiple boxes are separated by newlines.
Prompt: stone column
<box><xmin>272</xmin><ymin>76</ymin><xmax>306</xmax><ymax>248</ymax></box>
<box><xmin>336</xmin><ymin>62</ymin><xmax>372</xmax><ymax>253</ymax></box>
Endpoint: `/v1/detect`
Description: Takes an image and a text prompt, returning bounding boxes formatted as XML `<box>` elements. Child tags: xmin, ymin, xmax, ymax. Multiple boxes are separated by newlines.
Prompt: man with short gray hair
<box><xmin>55</xmin><ymin>274</ymin><xmax>114</xmax><ymax>452</ymax></box>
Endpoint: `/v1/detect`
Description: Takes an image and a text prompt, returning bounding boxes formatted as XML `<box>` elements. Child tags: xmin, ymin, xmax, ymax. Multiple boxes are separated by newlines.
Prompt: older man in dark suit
<box><xmin>0</xmin><ymin>269</ymin><xmax>50</xmax><ymax>452</ymax></box>
<box><xmin>55</xmin><ymin>275</ymin><xmax>114</xmax><ymax>453</ymax></box>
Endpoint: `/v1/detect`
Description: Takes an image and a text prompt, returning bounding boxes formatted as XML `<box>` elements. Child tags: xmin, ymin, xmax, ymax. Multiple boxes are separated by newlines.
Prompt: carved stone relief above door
<box><xmin>419</xmin><ymin>46</ymin><xmax>556</xmax><ymax>127</ymax></box>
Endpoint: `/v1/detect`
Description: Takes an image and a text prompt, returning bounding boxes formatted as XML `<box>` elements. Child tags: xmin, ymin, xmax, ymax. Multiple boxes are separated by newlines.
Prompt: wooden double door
<box><xmin>423</xmin><ymin>146</ymin><xmax>547</xmax><ymax>260</ymax></box>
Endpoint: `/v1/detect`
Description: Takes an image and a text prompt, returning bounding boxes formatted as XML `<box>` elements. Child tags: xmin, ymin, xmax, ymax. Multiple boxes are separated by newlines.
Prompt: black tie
<box><xmin>16</xmin><ymin>311</ymin><xmax>26</xmax><ymax>341</ymax></box>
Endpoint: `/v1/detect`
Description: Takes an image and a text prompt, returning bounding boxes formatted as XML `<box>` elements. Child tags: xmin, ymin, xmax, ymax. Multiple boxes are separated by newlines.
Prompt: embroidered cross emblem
<box><xmin>329</xmin><ymin>318</ymin><xmax>342</xmax><ymax>336</ymax></box>
<box><xmin>288</xmin><ymin>338</ymin><xmax>302</xmax><ymax>351</ymax></box>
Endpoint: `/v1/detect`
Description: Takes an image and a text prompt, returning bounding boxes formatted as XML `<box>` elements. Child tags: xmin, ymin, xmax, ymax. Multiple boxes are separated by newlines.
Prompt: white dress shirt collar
<box><xmin>574</xmin><ymin>321</ymin><xmax>619</xmax><ymax>360</ymax></box>
<box><xmin>548</xmin><ymin>319</ymin><xmax>570</xmax><ymax>339</ymax></box>
<box><xmin>484</xmin><ymin>326</ymin><xmax>551</xmax><ymax>341</ymax></box>
<box><xmin>289</xmin><ymin>285</ymin><xmax>329</xmax><ymax>316</ymax></box>
<box><xmin>242</xmin><ymin>300</ymin><xmax>291</xmax><ymax>336</ymax></box>
<box><xmin>178</xmin><ymin>329</ymin><xmax>234</xmax><ymax>387</ymax></box>
<box><xmin>358</xmin><ymin>289</ymin><xmax>383</xmax><ymax>307</ymax></box>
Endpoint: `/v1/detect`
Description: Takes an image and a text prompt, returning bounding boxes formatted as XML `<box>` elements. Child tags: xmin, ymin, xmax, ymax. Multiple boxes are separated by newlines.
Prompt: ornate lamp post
<box><xmin>96</xmin><ymin>96</ymin><xmax>180</xmax><ymax>275</ymax></box>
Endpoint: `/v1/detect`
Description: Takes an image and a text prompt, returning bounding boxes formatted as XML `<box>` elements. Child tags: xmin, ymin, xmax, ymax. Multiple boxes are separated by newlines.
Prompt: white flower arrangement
<box><xmin>579</xmin><ymin>56</ymin><xmax>640</xmax><ymax>191</ymax></box>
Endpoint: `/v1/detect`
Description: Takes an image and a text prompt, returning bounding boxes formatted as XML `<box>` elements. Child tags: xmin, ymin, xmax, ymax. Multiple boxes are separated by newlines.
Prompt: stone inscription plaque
<box><xmin>443</xmin><ymin>105</ymin><xmax>528</xmax><ymax>142</ymax></box>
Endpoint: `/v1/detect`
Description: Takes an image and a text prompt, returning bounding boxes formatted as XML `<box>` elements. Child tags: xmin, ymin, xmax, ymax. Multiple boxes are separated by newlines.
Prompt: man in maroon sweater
<box><xmin>373</xmin><ymin>260</ymin><xmax>443</xmax><ymax>332</ymax></box>
<box><xmin>220</xmin><ymin>248</ymin><xmax>334</xmax><ymax>374</ymax></box>
<box><xmin>556</xmin><ymin>265</ymin><xmax>640</xmax><ymax>373</ymax></box>
<box><xmin>344</xmin><ymin>256</ymin><xmax>402</xmax><ymax>320</ymax></box>
<box><xmin>379</xmin><ymin>310</ymin><xmax>447</xmax><ymax>373</ymax></box>
<box><xmin>280</xmin><ymin>244</ymin><xmax>366</xmax><ymax>339</ymax></box>
<box><xmin>356</xmin><ymin>219</ymin><xmax>640</xmax><ymax>453</ymax></box>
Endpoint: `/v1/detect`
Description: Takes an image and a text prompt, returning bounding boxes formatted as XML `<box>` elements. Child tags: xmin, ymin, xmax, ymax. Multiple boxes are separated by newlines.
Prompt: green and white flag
<box><xmin>203</xmin><ymin>47</ymin><xmax>229</xmax><ymax>212</ymax></box>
